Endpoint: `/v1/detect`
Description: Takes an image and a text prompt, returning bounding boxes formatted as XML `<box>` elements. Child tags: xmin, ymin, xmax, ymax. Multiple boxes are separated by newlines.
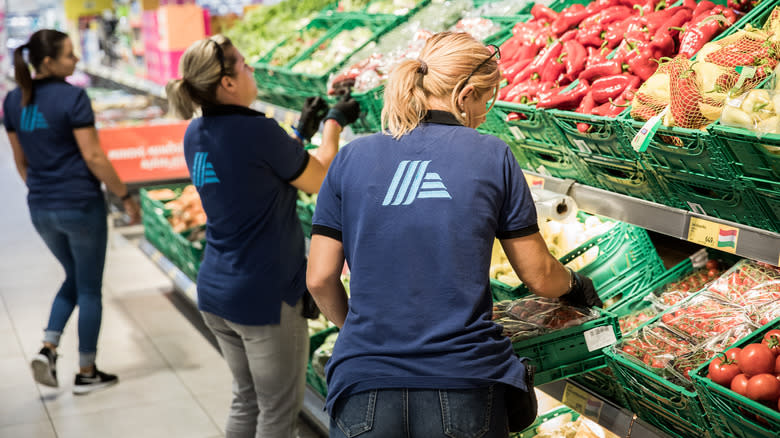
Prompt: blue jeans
<box><xmin>330</xmin><ymin>386</ymin><xmax>509</xmax><ymax>438</ymax></box>
<box><xmin>30</xmin><ymin>198</ymin><xmax>107</xmax><ymax>368</ymax></box>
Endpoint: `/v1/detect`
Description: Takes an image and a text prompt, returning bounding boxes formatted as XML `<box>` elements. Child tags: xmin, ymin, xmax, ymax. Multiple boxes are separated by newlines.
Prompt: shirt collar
<box><xmin>202</xmin><ymin>104</ymin><xmax>265</xmax><ymax>118</ymax></box>
<box><xmin>422</xmin><ymin>110</ymin><xmax>463</xmax><ymax>127</ymax></box>
<box><xmin>32</xmin><ymin>77</ymin><xmax>66</xmax><ymax>85</ymax></box>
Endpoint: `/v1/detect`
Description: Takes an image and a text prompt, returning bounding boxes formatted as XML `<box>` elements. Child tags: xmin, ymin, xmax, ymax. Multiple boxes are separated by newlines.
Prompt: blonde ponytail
<box><xmin>166</xmin><ymin>35</ymin><xmax>237</xmax><ymax>120</ymax></box>
<box><xmin>381</xmin><ymin>32</ymin><xmax>501</xmax><ymax>139</ymax></box>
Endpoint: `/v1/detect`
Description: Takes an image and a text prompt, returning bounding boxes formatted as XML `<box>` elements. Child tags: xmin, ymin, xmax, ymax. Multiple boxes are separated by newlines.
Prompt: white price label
<box><xmin>509</xmin><ymin>126</ymin><xmax>526</xmax><ymax>140</ymax></box>
<box><xmin>584</xmin><ymin>325</ymin><xmax>617</xmax><ymax>352</ymax></box>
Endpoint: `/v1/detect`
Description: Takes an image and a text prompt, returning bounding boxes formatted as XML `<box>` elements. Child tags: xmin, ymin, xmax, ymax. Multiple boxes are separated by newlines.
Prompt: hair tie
<box><xmin>417</xmin><ymin>60</ymin><xmax>428</xmax><ymax>75</ymax></box>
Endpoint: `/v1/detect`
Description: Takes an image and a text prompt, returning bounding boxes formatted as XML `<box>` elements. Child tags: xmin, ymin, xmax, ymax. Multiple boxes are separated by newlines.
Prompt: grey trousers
<box><xmin>202</xmin><ymin>300</ymin><xmax>309</xmax><ymax>438</ymax></box>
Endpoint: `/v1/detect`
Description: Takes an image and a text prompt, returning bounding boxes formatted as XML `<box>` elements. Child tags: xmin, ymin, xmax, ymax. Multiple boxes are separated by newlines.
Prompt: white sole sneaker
<box><xmin>31</xmin><ymin>354</ymin><xmax>58</xmax><ymax>387</ymax></box>
<box><xmin>72</xmin><ymin>379</ymin><xmax>119</xmax><ymax>395</ymax></box>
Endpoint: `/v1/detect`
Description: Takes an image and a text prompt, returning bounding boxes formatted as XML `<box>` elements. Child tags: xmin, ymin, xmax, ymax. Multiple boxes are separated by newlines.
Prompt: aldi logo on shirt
<box><xmin>192</xmin><ymin>152</ymin><xmax>220</xmax><ymax>187</ymax></box>
<box><xmin>382</xmin><ymin>160</ymin><xmax>451</xmax><ymax>206</ymax></box>
<box><xmin>20</xmin><ymin>105</ymin><xmax>49</xmax><ymax>132</ymax></box>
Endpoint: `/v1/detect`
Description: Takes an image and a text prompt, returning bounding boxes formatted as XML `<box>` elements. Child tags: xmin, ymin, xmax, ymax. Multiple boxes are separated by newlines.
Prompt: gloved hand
<box><xmin>324</xmin><ymin>93</ymin><xmax>360</xmax><ymax>127</ymax></box>
<box><xmin>296</xmin><ymin>96</ymin><xmax>329</xmax><ymax>142</ymax></box>
<box><xmin>559</xmin><ymin>270</ymin><xmax>603</xmax><ymax>308</ymax></box>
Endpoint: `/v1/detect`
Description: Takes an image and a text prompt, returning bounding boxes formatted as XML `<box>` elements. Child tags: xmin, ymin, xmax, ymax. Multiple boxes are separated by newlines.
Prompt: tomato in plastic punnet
<box><xmin>705</xmin><ymin>260</ymin><xmax>719</xmax><ymax>270</ymax></box>
<box><xmin>725</xmin><ymin>347</ymin><xmax>741</xmax><ymax>362</ymax></box>
<box><xmin>738</xmin><ymin>344</ymin><xmax>776</xmax><ymax>376</ymax></box>
<box><xmin>762</xmin><ymin>329</ymin><xmax>780</xmax><ymax>356</ymax></box>
<box><xmin>709</xmin><ymin>355</ymin><xmax>741</xmax><ymax>387</ymax></box>
<box><xmin>731</xmin><ymin>374</ymin><xmax>750</xmax><ymax>396</ymax></box>
<box><xmin>746</xmin><ymin>374</ymin><xmax>780</xmax><ymax>402</ymax></box>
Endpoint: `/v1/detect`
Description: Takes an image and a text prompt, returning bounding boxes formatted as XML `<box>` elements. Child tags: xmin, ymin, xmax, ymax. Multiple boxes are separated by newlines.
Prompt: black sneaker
<box><xmin>31</xmin><ymin>347</ymin><xmax>58</xmax><ymax>387</ymax></box>
<box><xmin>73</xmin><ymin>367</ymin><xmax>119</xmax><ymax>395</ymax></box>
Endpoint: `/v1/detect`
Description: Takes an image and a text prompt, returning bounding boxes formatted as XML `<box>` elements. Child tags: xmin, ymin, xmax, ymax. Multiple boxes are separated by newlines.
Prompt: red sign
<box><xmin>99</xmin><ymin>122</ymin><xmax>190</xmax><ymax>184</ymax></box>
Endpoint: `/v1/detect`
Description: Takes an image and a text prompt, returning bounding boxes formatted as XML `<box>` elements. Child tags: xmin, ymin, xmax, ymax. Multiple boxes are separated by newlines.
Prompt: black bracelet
<box><xmin>120</xmin><ymin>192</ymin><xmax>132</xmax><ymax>201</ymax></box>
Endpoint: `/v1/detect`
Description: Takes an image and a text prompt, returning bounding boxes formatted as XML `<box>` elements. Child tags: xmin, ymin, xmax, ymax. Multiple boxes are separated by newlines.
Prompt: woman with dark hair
<box><xmin>3</xmin><ymin>29</ymin><xmax>140</xmax><ymax>394</ymax></box>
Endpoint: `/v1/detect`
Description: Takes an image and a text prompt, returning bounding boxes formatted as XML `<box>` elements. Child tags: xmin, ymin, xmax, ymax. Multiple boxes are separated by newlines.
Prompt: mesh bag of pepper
<box><xmin>492</xmin><ymin>297</ymin><xmax>600</xmax><ymax>343</ymax></box>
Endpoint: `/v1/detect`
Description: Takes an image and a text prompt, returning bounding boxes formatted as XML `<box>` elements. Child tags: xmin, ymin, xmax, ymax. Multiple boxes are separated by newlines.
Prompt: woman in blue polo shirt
<box><xmin>307</xmin><ymin>32</ymin><xmax>602</xmax><ymax>437</ymax></box>
<box><xmin>165</xmin><ymin>35</ymin><xmax>358</xmax><ymax>438</ymax></box>
<box><xmin>4</xmin><ymin>30</ymin><xmax>141</xmax><ymax>395</ymax></box>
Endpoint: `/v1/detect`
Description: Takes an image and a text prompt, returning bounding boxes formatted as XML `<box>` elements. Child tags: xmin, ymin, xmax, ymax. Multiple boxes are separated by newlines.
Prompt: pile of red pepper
<box><xmin>497</xmin><ymin>0</ymin><xmax>748</xmax><ymax>129</ymax></box>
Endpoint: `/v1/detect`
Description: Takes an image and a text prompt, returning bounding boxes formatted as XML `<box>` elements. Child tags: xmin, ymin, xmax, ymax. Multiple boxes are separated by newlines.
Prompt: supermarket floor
<box><xmin>0</xmin><ymin>137</ymin><xmax>320</xmax><ymax>437</ymax></box>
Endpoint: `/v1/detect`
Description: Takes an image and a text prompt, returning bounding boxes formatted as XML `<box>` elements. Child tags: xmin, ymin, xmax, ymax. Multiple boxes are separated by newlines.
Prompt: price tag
<box><xmin>687</xmin><ymin>217</ymin><xmax>739</xmax><ymax>254</ymax></box>
<box><xmin>525</xmin><ymin>174</ymin><xmax>545</xmax><ymax>190</ymax></box>
<box><xmin>584</xmin><ymin>325</ymin><xmax>617</xmax><ymax>352</ymax></box>
<box><xmin>265</xmin><ymin>106</ymin><xmax>276</xmax><ymax>119</ymax></box>
<box><xmin>563</xmin><ymin>383</ymin><xmax>604</xmax><ymax>421</ymax></box>
<box><xmin>733</xmin><ymin>66</ymin><xmax>756</xmax><ymax>92</ymax></box>
<box><xmin>572</xmin><ymin>139</ymin><xmax>591</xmax><ymax>154</ymax></box>
<box><xmin>509</xmin><ymin>126</ymin><xmax>526</xmax><ymax>140</ymax></box>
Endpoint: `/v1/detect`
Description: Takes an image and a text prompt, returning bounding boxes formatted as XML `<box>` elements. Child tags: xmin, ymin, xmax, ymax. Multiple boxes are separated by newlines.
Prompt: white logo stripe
<box><xmin>403</xmin><ymin>161</ymin><xmax>430</xmax><ymax>205</ymax></box>
<box><xmin>417</xmin><ymin>191</ymin><xmax>452</xmax><ymax>199</ymax></box>
<box><xmin>420</xmin><ymin>181</ymin><xmax>446</xmax><ymax>190</ymax></box>
<box><xmin>382</xmin><ymin>160</ymin><xmax>410</xmax><ymax>206</ymax></box>
<box><xmin>392</xmin><ymin>160</ymin><xmax>420</xmax><ymax>205</ymax></box>
<box><xmin>424</xmin><ymin>173</ymin><xmax>441</xmax><ymax>181</ymax></box>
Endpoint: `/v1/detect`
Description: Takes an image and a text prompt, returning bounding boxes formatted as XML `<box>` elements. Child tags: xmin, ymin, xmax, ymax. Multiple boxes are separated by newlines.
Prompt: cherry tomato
<box><xmin>738</xmin><ymin>343</ymin><xmax>776</xmax><ymax>377</ymax></box>
<box><xmin>762</xmin><ymin>330</ymin><xmax>780</xmax><ymax>357</ymax></box>
<box><xmin>731</xmin><ymin>374</ymin><xmax>749</xmax><ymax>396</ymax></box>
<box><xmin>709</xmin><ymin>356</ymin><xmax>741</xmax><ymax>387</ymax></box>
<box><xmin>746</xmin><ymin>374</ymin><xmax>780</xmax><ymax>402</ymax></box>
<box><xmin>622</xmin><ymin>345</ymin><xmax>637</xmax><ymax>356</ymax></box>
<box><xmin>705</xmin><ymin>260</ymin><xmax>719</xmax><ymax>270</ymax></box>
<box><xmin>707</xmin><ymin>268</ymin><xmax>719</xmax><ymax>278</ymax></box>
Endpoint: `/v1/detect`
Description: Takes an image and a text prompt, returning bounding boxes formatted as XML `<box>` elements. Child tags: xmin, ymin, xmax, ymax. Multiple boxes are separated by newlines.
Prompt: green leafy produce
<box><xmin>270</xmin><ymin>27</ymin><xmax>329</xmax><ymax>67</ymax></box>
<box><xmin>224</xmin><ymin>0</ymin><xmax>334</xmax><ymax>63</ymax></box>
<box><xmin>292</xmin><ymin>27</ymin><xmax>374</xmax><ymax>75</ymax></box>
<box><xmin>366</xmin><ymin>0</ymin><xmax>419</xmax><ymax>14</ymax></box>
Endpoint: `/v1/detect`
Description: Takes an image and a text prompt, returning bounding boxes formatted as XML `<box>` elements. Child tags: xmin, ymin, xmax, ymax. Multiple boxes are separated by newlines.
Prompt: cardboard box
<box><xmin>157</xmin><ymin>4</ymin><xmax>205</xmax><ymax>50</ymax></box>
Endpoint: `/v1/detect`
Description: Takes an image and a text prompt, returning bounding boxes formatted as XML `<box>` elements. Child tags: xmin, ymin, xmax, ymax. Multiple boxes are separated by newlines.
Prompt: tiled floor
<box><xmin>0</xmin><ymin>136</ymin><xmax>320</xmax><ymax>437</ymax></box>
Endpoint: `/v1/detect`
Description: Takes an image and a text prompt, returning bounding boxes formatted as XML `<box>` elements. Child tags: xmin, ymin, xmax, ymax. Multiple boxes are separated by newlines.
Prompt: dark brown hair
<box><xmin>14</xmin><ymin>29</ymin><xmax>69</xmax><ymax>107</ymax></box>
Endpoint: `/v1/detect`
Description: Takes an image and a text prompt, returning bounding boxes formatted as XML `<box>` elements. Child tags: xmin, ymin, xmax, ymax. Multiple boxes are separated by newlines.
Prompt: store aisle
<box><xmin>0</xmin><ymin>136</ymin><xmax>319</xmax><ymax>438</ymax></box>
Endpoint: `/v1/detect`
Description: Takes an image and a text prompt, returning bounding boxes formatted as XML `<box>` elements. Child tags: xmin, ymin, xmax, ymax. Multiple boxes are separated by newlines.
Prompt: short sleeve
<box><xmin>69</xmin><ymin>89</ymin><xmax>95</xmax><ymax>129</ymax></box>
<box><xmin>497</xmin><ymin>147</ymin><xmax>539</xmax><ymax>239</ymax></box>
<box><xmin>256</xmin><ymin>118</ymin><xmax>309</xmax><ymax>181</ymax></box>
<box><xmin>3</xmin><ymin>94</ymin><xmax>15</xmax><ymax>132</ymax></box>
<box><xmin>311</xmin><ymin>152</ymin><xmax>343</xmax><ymax>241</ymax></box>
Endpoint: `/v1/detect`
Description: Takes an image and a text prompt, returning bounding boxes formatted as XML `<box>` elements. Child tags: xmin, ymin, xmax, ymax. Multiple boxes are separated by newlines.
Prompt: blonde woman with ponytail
<box><xmin>307</xmin><ymin>32</ymin><xmax>602</xmax><ymax>436</ymax></box>
<box><xmin>166</xmin><ymin>35</ymin><xmax>359</xmax><ymax>438</ymax></box>
<box><xmin>4</xmin><ymin>30</ymin><xmax>140</xmax><ymax>395</ymax></box>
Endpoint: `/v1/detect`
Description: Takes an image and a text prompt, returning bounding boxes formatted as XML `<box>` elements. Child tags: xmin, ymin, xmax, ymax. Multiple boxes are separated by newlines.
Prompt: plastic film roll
<box><xmin>532</xmin><ymin>189</ymin><xmax>578</xmax><ymax>222</ymax></box>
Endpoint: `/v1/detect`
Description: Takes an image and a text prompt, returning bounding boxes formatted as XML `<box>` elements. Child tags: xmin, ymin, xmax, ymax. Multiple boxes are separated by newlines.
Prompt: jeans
<box><xmin>29</xmin><ymin>198</ymin><xmax>108</xmax><ymax>368</ymax></box>
<box><xmin>330</xmin><ymin>386</ymin><xmax>509</xmax><ymax>438</ymax></box>
<box><xmin>202</xmin><ymin>300</ymin><xmax>309</xmax><ymax>438</ymax></box>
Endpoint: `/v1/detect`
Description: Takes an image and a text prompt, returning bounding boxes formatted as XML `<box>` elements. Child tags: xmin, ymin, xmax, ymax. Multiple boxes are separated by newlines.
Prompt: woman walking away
<box><xmin>3</xmin><ymin>29</ymin><xmax>141</xmax><ymax>395</ymax></box>
<box><xmin>166</xmin><ymin>35</ymin><xmax>359</xmax><ymax>438</ymax></box>
<box><xmin>307</xmin><ymin>32</ymin><xmax>602</xmax><ymax>437</ymax></box>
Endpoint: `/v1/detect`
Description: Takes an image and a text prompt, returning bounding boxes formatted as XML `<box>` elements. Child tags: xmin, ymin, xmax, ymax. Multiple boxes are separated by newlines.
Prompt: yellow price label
<box><xmin>687</xmin><ymin>217</ymin><xmax>739</xmax><ymax>254</ymax></box>
<box><xmin>524</xmin><ymin>175</ymin><xmax>545</xmax><ymax>190</ymax></box>
<box><xmin>562</xmin><ymin>383</ymin><xmax>603</xmax><ymax>421</ymax></box>
<box><xmin>265</xmin><ymin>106</ymin><xmax>276</xmax><ymax>119</ymax></box>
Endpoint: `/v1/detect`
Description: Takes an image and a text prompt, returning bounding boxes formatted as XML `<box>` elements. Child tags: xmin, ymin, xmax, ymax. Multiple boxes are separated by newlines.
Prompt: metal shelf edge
<box><xmin>525</xmin><ymin>171</ymin><xmax>780</xmax><ymax>266</ymax></box>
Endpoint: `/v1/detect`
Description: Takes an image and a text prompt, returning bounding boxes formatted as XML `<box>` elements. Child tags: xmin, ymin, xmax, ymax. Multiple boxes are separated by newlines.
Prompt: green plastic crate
<box><xmin>713</xmin><ymin>124</ymin><xmax>780</xmax><ymax>191</ymax></box>
<box><xmin>652</xmin><ymin>170</ymin><xmax>778</xmax><ymax>232</ymax></box>
<box><xmin>748</xmin><ymin>179</ymin><xmax>780</xmax><ymax>233</ymax></box>
<box><xmin>549</xmin><ymin>110</ymin><xmax>636</xmax><ymax>162</ymax></box>
<box><xmin>578</xmin><ymin>155</ymin><xmax>671</xmax><ymax>205</ymax></box>
<box><xmin>604</xmin><ymin>347</ymin><xmax>711</xmax><ymax>436</ymax></box>
<box><xmin>296</xmin><ymin>200</ymin><xmax>316</xmax><ymax>238</ymax></box>
<box><xmin>569</xmin><ymin>366</ymin><xmax>630</xmax><ymax>410</ymax></box>
<box><xmin>307</xmin><ymin>326</ymin><xmax>339</xmax><ymax>399</ymax></box>
<box><xmin>513</xmin><ymin>406</ymin><xmax>581</xmax><ymax>438</ymax></box>
<box><xmin>692</xmin><ymin>317</ymin><xmax>780</xmax><ymax>438</ymax></box>
<box><xmin>140</xmin><ymin>184</ymin><xmax>205</xmax><ymax>281</ymax></box>
<box><xmin>321</xmin><ymin>0</ymin><xmax>431</xmax><ymax>21</ymax></box>
<box><xmin>262</xmin><ymin>15</ymin><xmax>397</xmax><ymax>97</ymax></box>
<box><xmin>256</xmin><ymin>85</ymin><xmax>315</xmax><ymax>111</ymax></box>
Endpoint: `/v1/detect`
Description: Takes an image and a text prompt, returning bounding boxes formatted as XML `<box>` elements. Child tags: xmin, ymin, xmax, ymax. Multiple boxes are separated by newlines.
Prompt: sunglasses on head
<box><xmin>210</xmin><ymin>39</ymin><xmax>227</xmax><ymax>77</ymax></box>
<box><xmin>462</xmin><ymin>44</ymin><xmax>501</xmax><ymax>85</ymax></box>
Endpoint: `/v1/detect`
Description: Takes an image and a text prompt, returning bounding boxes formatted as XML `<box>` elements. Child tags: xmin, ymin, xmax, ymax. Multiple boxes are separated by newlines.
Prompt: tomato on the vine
<box><xmin>746</xmin><ymin>374</ymin><xmax>780</xmax><ymax>402</ymax></box>
<box><xmin>709</xmin><ymin>355</ymin><xmax>741</xmax><ymax>387</ymax></box>
<box><xmin>705</xmin><ymin>260</ymin><xmax>719</xmax><ymax>271</ymax></box>
<box><xmin>738</xmin><ymin>344</ymin><xmax>776</xmax><ymax>377</ymax></box>
<box><xmin>761</xmin><ymin>330</ymin><xmax>780</xmax><ymax>357</ymax></box>
<box><xmin>725</xmin><ymin>348</ymin><xmax>741</xmax><ymax>362</ymax></box>
<box><xmin>731</xmin><ymin>374</ymin><xmax>749</xmax><ymax>396</ymax></box>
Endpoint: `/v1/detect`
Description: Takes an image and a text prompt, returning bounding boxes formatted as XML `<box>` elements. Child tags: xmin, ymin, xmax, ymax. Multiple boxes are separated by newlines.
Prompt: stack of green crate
<box><xmin>692</xmin><ymin>318</ymin><xmax>780</xmax><ymax>438</ymax></box>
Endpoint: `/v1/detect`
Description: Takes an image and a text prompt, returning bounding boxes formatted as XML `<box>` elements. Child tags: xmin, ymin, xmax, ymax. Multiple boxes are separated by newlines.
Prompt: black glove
<box><xmin>296</xmin><ymin>96</ymin><xmax>329</xmax><ymax>142</ymax></box>
<box><xmin>324</xmin><ymin>93</ymin><xmax>360</xmax><ymax>127</ymax></box>
<box><xmin>559</xmin><ymin>270</ymin><xmax>603</xmax><ymax>308</ymax></box>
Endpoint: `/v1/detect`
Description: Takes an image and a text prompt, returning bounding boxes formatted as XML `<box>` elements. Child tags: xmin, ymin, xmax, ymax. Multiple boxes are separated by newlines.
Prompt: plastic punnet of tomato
<box><xmin>740</xmin><ymin>279</ymin><xmax>780</xmax><ymax>326</ymax></box>
<box><xmin>707</xmin><ymin>260</ymin><xmax>780</xmax><ymax>306</ymax></box>
<box><xmin>615</xmin><ymin>324</ymin><xmax>695</xmax><ymax>376</ymax></box>
<box><xmin>493</xmin><ymin>297</ymin><xmax>600</xmax><ymax>342</ymax></box>
<box><xmin>658</xmin><ymin>293</ymin><xmax>757</xmax><ymax>345</ymax></box>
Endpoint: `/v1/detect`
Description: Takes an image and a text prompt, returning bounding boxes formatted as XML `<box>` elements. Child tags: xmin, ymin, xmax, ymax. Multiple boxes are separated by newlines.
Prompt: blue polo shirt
<box><xmin>312</xmin><ymin>110</ymin><xmax>539</xmax><ymax>413</ymax></box>
<box><xmin>3</xmin><ymin>77</ymin><xmax>101</xmax><ymax>209</ymax></box>
<box><xmin>183</xmin><ymin>105</ymin><xmax>309</xmax><ymax>325</ymax></box>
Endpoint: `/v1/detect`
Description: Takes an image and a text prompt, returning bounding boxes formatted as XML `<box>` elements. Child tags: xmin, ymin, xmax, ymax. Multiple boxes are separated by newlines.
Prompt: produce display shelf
<box><xmin>521</xmin><ymin>171</ymin><xmax>780</xmax><ymax>267</ymax></box>
<box><xmin>81</xmin><ymin>63</ymin><xmax>166</xmax><ymax>99</ymax></box>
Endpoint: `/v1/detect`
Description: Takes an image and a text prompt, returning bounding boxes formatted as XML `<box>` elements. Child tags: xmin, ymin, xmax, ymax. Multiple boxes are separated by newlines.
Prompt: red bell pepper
<box><xmin>502</xmin><ymin>57</ymin><xmax>535</xmax><ymax>84</ymax></box>
<box><xmin>577</xmin><ymin>23</ymin><xmax>606</xmax><ymax>48</ymax></box>
<box><xmin>678</xmin><ymin>14</ymin><xmax>729</xmax><ymax>58</ymax></box>
<box><xmin>585</xmin><ymin>0</ymin><xmax>621</xmax><ymax>16</ymax></box>
<box><xmin>625</xmin><ymin>42</ymin><xmax>658</xmax><ymax>80</ymax></box>
<box><xmin>667</xmin><ymin>60</ymin><xmax>705</xmax><ymax>128</ymax></box>
<box><xmin>600</xmin><ymin>6</ymin><xmax>634</xmax><ymax>25</ymax></box>
<box><xmin>591</xmin><ymin>74</ymin><xmax>637</xmax><ymax>104</ymax></box>
<box><xmin>563</xmin><ymin>40</ymin><xmax>587</xmax><ymax>82</ymax></box>
<box><xmin>526</xmin><ymin>40</ymin><xmax>563</xmax><ymax>81</ymax></box>
<box><xmin>536</xmin><ymin>79</ymin><xmax>591</xmax><ymax>110</ymax></box>
<box><xmin>551</xmin><ymin>4</ymin><xmax>590</xmax><ymax>35</ymax></box>
<box><xmin>560</xmin><ymin>29</ymin><xmax>578</xmax><ymax>42</ymax></box>
<box><xmin>682</xmin><ymin>0</ymin><xmax>696</xmax><ymax>12</ymax></box>
<box><xmin>531</xmin><ymin>4</ymin><xmax>559</xmax><ymax>23</ymax></box>
<box><xmin>579</xmin><ymin>58</ymin><xmax>624</xmax><ymax>82</ymax></box>
<box><xmin>692</xmin><ymin>0</ymin><xmax>716</xmax><ymax>18</ymax></box>
<box><xmin>661</xmin><ymin>9</ymin><xmax>693</xmax><ymax>42</ymax></box>
<box><xmin>644</xmin><ymin>6</ymin><xmax>684</xmax><ymax>34</ymax></box>
<box><xmin>541</xmin><ymin>51</ymin><xmax>567</xmax><ymax>82</ymax></box>
<box><xmin>576</xmin><ymin>91</ymin><xmax>596</xmax><ymax>132</ymax></box>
